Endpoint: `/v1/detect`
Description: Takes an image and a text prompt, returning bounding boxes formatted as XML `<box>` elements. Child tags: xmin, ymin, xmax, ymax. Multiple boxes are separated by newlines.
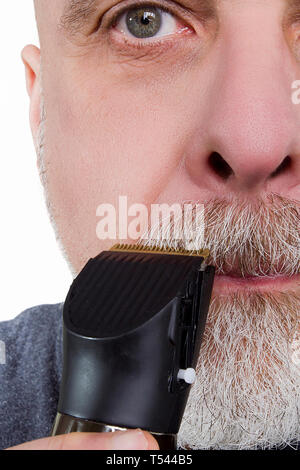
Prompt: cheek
<box><xmin>41</xmin><ymin>77</ymin><xmax>181</xmax><ymax>269</ymax></box>
<box><xmin>40</xmin><ymin>60</ymin><xmax>208</xmax><ymax>269</ymax></box>
<box><xmin>43</xmin><ymin>73</ymin><xmax>186</xmax><ymax>212</ymax></box>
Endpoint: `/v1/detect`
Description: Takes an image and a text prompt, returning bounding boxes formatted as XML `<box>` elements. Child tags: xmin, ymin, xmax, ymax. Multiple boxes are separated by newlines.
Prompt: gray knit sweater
<box><xmin>0</xmin><ymin>304</ymin><xmax>63</xmax><ymax>449</ymax></box>
<box><xmin>0</xmin><ymin>304</ymin><xmax>298</xmax><ymax>451</ymax></box>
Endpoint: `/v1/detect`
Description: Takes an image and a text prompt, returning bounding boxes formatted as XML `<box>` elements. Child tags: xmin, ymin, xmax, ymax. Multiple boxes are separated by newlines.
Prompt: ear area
<box><xmin>21</xmin><ymin>44</ymin><xmax>42</xmax><ymax>145</ymax></box>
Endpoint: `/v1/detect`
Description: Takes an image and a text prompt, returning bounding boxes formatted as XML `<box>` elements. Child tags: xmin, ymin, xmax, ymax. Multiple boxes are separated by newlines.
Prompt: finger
<box><xmin>6</xmin><ymin>429</ymin><xmax>160</xmax><ymax>451</ymax></box>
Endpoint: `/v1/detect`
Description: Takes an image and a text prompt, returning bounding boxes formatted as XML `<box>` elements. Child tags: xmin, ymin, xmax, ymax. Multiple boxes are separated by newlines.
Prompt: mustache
<box><xmin>142</xmin><ymin>193</ymin><xmax>300</xmax><ymax>277</ymax></box>
<box><xmin>203</xmin><ymin>193</ymin><xmax>300</xmax><ymax>277</ymax></box>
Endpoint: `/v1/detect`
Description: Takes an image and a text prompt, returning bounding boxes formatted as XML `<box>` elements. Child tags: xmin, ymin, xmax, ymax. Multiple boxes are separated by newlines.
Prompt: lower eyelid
<box><xmin>109</xmin><ymin>24</ymin><xmax>194</xmax><ymax>55</ymax></box>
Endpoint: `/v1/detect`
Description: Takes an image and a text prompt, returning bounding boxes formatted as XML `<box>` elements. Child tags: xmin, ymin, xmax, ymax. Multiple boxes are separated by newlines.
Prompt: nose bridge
<box><xmin>216</xmin><ymin>4</ymin><xmax>291</xmax><ymax>109</ymax></box>
<box><xmin>206</xmin><ymin>15</ymin><xmax>294</xmax><ymax>182</ymax></box>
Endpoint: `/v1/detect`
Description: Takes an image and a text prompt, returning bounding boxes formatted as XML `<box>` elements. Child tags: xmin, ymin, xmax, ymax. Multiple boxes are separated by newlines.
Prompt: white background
<box><xmin>0</xmin><ymin>2</ymin><xmax>72</xmax><ymax>321</ymax></box>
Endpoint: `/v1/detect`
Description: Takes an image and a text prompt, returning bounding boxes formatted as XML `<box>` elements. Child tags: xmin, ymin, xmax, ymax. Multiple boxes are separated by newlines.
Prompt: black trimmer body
<box><xmin>52</xmin><ymin>247</ymin><xmax>215</xmax><ymax>449</ymax></box>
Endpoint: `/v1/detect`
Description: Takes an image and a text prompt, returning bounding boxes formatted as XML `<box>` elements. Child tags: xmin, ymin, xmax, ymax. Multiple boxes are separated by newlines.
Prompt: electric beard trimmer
<box><xmin>51</xmin><ymin>244</ymin><xmax>215</xmax><ymax>449</ymax></box>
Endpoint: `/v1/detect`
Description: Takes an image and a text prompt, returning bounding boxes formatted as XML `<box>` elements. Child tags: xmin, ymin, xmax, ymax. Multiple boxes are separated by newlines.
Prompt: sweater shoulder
<box><xmin>0</xmin><ymin>303</ymin><xmax>64</xmax><ymax>448</ymax></box>
<box><xmin>0</xmin><ymin>303</ymin><xmax>63</xmax><ymax>346</ymax></box>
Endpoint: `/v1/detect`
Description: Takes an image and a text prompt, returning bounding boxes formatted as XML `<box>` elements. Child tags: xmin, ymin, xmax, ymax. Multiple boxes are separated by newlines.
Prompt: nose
<box><xmin>185</xmin><ymin>14</ymin><xmax>300</xmax><ymax>196</ymax></box>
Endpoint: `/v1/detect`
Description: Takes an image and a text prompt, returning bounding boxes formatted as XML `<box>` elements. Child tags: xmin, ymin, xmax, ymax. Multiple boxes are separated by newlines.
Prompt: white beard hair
<box><xmin>37</xmin><ymin>93</ymin><xmax>78</xmax><ymax>279</ymax></box>
<box><xmin>178</xmin><ymin>290</ymin><xmax>300</xmax><ymax>450</ymax></box>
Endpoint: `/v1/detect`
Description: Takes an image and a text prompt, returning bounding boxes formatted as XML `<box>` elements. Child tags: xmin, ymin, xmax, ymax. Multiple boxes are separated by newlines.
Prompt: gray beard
<box><xmin>178</xmin><ymin>289</ymin><xmax>300</xmax><ymax>450</ymax></box>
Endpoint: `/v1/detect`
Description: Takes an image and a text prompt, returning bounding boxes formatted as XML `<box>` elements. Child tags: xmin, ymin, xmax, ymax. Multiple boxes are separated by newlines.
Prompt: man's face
<box><xmin>26</xmin><ymin>0</ymin><xmax>299</xmax><ymax>449</ymax></box>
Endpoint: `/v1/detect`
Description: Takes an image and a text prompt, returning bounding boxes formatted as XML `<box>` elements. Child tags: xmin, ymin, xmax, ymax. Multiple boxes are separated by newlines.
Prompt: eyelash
<box><xmin>102</xmin><ymin>0</ymin><xmax>192</xmax><ymax>50</ymax></box>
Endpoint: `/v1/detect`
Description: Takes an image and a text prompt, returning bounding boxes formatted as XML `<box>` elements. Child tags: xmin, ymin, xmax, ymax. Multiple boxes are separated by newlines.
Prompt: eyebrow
<box><xmin>60</xmin><ymin>0</ymin><xmax>99</xmax><ymax>34</ymax></box>
<box><xmin>60</xmin><ymin>0</ymin><xmax>217</xmax><ymax>35</ymax></box>
<box><xmin>285</xmin><ymin>0</ymin><xmax>300</xmax><ymax>24</ymax></box>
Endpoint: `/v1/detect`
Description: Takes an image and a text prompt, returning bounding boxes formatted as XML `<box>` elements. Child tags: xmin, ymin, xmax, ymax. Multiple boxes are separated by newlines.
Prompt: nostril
<box><xmin>270</xmin><ymin>156</ymin><xmax>292</xmax><ymax>178</ymax></box>
<box><xmin>208</xmin><ymin>152</ymin><xmax>234</xmax><ymax>180</ymax></box>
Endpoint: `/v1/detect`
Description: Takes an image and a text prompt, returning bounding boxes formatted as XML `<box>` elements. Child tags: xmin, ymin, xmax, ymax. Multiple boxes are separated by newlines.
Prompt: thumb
<box><xmin>6</xmin><ymin>429</ymin><xmax>160</xmax><ymax>450</ymax></box>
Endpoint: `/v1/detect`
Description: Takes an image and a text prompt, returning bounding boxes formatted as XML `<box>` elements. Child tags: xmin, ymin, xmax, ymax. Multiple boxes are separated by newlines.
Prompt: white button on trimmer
<box><xmin>177</xmin><ymin>368</ymin><xmax>196</xmax><ymax>384</ymax></box>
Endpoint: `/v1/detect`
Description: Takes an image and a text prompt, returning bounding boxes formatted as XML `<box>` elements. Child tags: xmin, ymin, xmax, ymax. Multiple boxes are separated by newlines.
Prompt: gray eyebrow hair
<box><xmin>60</xmin><ymin>0</ymin><xmax>99</xmax><ymax>34</ymax></box>
<box><xmin>60</xmin><ymin>0</ymin><xmax>217</xmax><ymax>35</ymax></box>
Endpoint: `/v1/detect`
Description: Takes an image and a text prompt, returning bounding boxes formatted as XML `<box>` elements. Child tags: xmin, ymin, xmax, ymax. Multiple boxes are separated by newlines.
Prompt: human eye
<box><xmin>102</xmin><ymin>1</ymin><xmax>194</xmax><ymax>50</ymax></box>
